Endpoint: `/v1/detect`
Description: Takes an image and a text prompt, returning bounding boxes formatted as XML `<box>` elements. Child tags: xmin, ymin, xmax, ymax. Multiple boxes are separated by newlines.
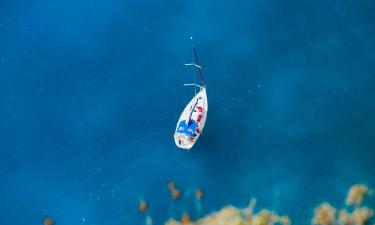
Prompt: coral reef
<box><xmin>312</xmin><ymin>203</ymin><xmax>336</xmax><ymax>225</ymax></box>
<box><xmin>346</xmin><ymin>184</ymin><xmax>370</xmax><ymax>207</ymax></box>
<box><xmin>165</xmin><ymin>198</ymin><xmax>291</xmax><ymax>225</ymax></box>
<box><xmin>136</xmin><ymin>183</ymin><xmax>373</xmax><ymax>225</ymax></box>
<box><xmin>164</xmin><ymin>184</ymin><xmax>373</xmax><ymax>225</ymax></box>
<box><xmin>312</xmin><ymin>184</ymin><xmax>373</xmax><ymax>225</ymax></box>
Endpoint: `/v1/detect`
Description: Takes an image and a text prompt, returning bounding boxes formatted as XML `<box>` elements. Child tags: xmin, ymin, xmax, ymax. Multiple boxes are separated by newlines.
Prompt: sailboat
<box><xmin>174</xmin><ymin>47</ymin><xmax>208</xmax><ymax>150</ymax></box>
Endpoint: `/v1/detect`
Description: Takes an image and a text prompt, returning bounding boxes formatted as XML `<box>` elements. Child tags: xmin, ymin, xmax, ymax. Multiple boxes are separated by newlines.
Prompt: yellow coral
<box><xmin>196</xmin><ymin>206</ymin><xmax>244</xmax><ymax>225</ymax></box>
<box><xmin>351</xmin><ymin>207</ymin><xmax>373</xmax><ymax>225</ymax></box>
<box><xmin>165</xmin><ymin>205</ymin><xmax>289</xmax><ymax>225</ymax></box>
<box><xmin>312</xmin><ymin>203</ymin><xmax>336</xmax><ymax>225</ymax></box>
<box><xmin>251</xmin><ymin>210</ymin><xmax>271</xmax><ymax>225</ymax></box>
<box><xmin>338</xmin><ymin>209</ymin><xmax>352</xmax><ymax>225</ymax></box>
<box><xmin>164</xmin><ymin>185</ymin><xmax>373</xmax><ymax>225</ymax></box>
<box><xmin>346</xmin><ymin>184</ymin><xmax>369</xmax><ymax>206</ymax></box>
<box><xmin>165</xmin><ymin>219</ymin><xmax>183</xmax><ymax>225</ymax></box>
<box><xmin>277</xmin><ymin>216</ymin><xmax>291</xmax><ymax>225</ymax></box>
<box><xmin>337</xmin><ymin>207</ymin><xmax>374</xmax><ymax>225</ymax></box>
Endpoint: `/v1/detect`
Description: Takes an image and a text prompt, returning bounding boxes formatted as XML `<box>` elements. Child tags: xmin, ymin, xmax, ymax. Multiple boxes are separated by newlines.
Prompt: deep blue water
<box><xmin>1</xmin><ymin>0</ymin><xmax>375</xmax><ymax>224</ymax></box>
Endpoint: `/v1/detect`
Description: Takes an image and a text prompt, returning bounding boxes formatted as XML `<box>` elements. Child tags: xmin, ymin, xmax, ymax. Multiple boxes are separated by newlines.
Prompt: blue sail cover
<box><xmin>176</xmin><ymin>120</ymin><xmax>197</xmax><ymax>135</ymax></box>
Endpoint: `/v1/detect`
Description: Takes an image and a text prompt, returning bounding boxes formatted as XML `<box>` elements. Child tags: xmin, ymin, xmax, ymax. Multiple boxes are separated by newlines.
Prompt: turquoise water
<box><xmin>1</xmin><ymin>0</ymin><xmax>374</xmax><ymax>224</ymax></box>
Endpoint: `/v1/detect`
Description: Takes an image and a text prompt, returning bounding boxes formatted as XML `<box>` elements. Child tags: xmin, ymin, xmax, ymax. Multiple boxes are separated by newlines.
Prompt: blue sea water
<box><xmin>1</xmin><ymin>0</ymin><xmax>375</xmax><ymax>224</ymax></box>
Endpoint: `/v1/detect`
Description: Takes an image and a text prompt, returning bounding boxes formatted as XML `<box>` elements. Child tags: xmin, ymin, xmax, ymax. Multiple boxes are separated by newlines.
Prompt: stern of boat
<box><xmin>174</xmin><ymin>133</ymin><xmax>196</xmax><ymax>150</ymax></box>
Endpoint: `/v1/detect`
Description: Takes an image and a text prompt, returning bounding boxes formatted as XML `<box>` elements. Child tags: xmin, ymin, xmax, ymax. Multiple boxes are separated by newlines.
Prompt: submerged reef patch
<box><xmin>165</xmin><ymin>204</ymin><xmax>291</xmax><ymax>225</ymax></box>
<box><xmin>312</xmin><ymin>184</ymin><xmax>373</xmax><ymax>225</ymax></box>
<box><xmin>136</xmin><ymin>183</ymin><xmax>373</xmax><ymax>225</ymax></box>
<box><xmin>345</xmin><ymin>184</ymin><xmax>371</xmax><ymax>207</ymax></box>
<box><xmin>164</xmin><ymin>197</ymin><xmax>291</xmax><ymax>225</ymax></box>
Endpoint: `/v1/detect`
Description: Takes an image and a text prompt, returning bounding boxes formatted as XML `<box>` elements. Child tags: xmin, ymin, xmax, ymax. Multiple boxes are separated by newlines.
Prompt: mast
<box><xmin>184</xmin><ymin>37</ymin><xmax>206</xmax><ymax>88</ymax></box>
<box><xmin>192</xmin><ymin>47</ymin><xmax>205</xmax><ymax>87</ymax></box>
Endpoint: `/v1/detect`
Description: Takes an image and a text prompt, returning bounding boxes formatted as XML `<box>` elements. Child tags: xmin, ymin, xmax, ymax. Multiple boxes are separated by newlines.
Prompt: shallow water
<box><xmin>1</xmin><ymin>0</ymin><xmax>375</xmax><ymax>224</ymax></box>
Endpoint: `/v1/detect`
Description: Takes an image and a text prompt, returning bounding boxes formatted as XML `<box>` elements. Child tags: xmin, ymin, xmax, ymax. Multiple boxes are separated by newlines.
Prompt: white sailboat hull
<box><xmin>174</xmin><ymin>88</ymin><xmax>208</xmax><ymax>150</ymax></box>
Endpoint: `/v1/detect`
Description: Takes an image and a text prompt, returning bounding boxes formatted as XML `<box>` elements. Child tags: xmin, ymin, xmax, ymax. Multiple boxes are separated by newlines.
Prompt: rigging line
<box><xmin>192</xmin><ymin>47</ymin><xmax>205</xmax><ymax>87</ymax></box>
<box><xmin>190</xmin><ymin>36</ymin><xmax>197</xmax><ymax>94</ymax></box>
